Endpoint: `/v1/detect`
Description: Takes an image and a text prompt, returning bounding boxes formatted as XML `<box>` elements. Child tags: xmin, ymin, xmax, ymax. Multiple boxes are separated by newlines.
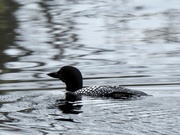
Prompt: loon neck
<box><xmin>65</xmin><ymin>82</ymin><xmax>83</xmax><ymax>92</ymax></box>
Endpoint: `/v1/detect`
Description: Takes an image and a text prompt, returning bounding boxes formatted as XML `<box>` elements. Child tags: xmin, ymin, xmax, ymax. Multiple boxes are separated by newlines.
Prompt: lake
<box><xmin>0</xmin><ymin>0</ymin><xmax>180</xmax><ymax>134</ymax></box>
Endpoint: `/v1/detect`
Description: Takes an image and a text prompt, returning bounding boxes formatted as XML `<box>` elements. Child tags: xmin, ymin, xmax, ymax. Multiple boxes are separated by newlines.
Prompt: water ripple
<box><xmin>1</xmin><ymin>0</ymin><xmax>180</xmax><ymax>134</ymax></box>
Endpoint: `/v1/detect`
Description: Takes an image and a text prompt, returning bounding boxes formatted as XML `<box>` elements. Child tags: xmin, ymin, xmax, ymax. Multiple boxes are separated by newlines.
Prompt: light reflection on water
<box><xmin>0</xmin><ymin>0</ymin><xmax>180</xmax><ymax>134</ymax></box>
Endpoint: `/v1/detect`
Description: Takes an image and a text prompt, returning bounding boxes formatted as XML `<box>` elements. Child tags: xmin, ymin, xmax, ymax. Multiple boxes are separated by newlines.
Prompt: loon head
<box><xmin>47</xmin><ymin>66</ymin><xmax>83</xmax><ymax>92</ymax></box>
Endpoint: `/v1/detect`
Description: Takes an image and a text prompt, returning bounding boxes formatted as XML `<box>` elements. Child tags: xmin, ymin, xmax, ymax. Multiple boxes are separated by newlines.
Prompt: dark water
<box><xmin>0</xmin><ymin>0</ymin><xmax>180</xmax><ymax>134</ymax></box>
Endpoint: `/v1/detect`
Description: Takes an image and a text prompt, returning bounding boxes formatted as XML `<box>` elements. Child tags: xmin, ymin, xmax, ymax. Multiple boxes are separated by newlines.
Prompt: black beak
<box><xmin>47</xmin><ymin>72</ymin><xmax>59</xmax><ymax>78</ymax></box>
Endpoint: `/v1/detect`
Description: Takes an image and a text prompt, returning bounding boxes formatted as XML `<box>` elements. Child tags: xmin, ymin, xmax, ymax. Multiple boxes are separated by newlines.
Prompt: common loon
<box><xmin>47</xmin><ymin>66</ymin><xmax>148</xmax><ymax>99</ymax></box>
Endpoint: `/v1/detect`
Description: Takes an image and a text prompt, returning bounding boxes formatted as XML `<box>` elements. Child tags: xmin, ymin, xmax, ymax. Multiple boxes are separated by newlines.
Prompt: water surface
<box><xmin>0</xmin><ymin>0</ymin><xmax>180</xmax><ymax>134</ymax></box>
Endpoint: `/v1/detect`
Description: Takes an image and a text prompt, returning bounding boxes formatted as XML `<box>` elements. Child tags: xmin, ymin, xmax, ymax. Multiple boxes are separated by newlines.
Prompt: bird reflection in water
<box><xmin>56</xmin><ymin>92</ymin><xmax>83</xmax><ymax>114</ymax></box>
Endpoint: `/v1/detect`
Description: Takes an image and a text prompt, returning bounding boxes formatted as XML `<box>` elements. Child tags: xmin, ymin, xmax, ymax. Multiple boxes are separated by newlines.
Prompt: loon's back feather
<box><xmin>75</xmin><ymin>85</ymin><xmax>148</xmax><ymax>99</ymax></box>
